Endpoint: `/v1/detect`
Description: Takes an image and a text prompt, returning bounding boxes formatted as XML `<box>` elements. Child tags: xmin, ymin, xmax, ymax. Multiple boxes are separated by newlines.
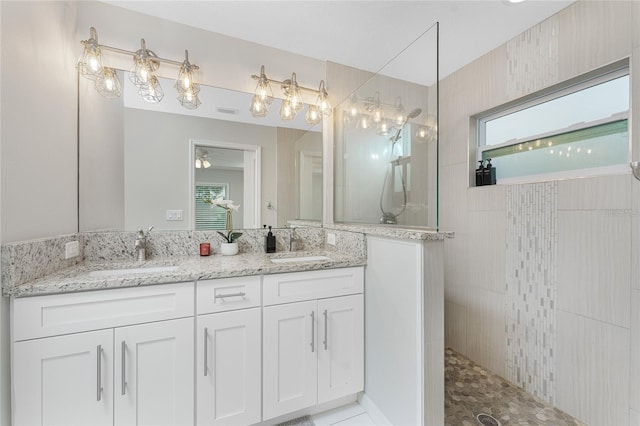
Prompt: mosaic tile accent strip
<box><xmin>445</xmin><ymin>349</ymin><xmax>583</xmax><ymax>426</ymax></box>
<box><xmin>506</xmin><ymin>16</ymin><xmax>559</xmax><ymax>99</ymax></box>
<box><xmin>505</xmin><ymin>182</ymin><xmax>557</xmax><ymax>404</ymax></box>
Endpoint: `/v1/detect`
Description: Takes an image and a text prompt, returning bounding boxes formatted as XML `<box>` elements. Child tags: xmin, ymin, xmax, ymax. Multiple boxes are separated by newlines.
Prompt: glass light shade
<box><xmin>250</xmin><ymin>95</ymin><xmax>269</xmax><ymax>118</ymax></box>
<box><xmin>287</xmin><ymin>74</ymin><xmax>305</xmax><ymax>113</ymax></box>
<box><xmin>195</xmin><ymin>158</ymin><xmax>202</xmax><ymax>168</ymax></box>
<box><xmin>202</xmin><ymin>159</ymin><xmax>211</xmax><ymax>168</ymax></box>
<box><xmin>138</xmin><ymin>75</ymin><xmax>164</xmax><ymax>103</ymax></box>
<box><xmin>393</xmin><ymin>99</ymin><xmax>405</xmax><ymax>128</ymax></box>
<box><xmin>129</xmin><ymin>41</ymin><xmax>159</xmax><ymax>89</ymax></box>
<box><xmin>279</xmin><ymin>99</ymin><xmax>295</xmax><ymax>121</ymax></box>
<box><xmin>175</xmin><ymin>64</ymin><xmax>195</xmax><ymax>94</ymax></box>
<box><xmin>255</xmin><ymin>66</ymin><xmax>274</xmax><ymax>105</ymax></box>
<box><xmin>359</xmin><ymin>115</ymin><xmax>371</xmax><ymax>130</ymax></box>
<box><xmin>95</xmin><ymin>67</ymin><xmax>122</xmax><ymax>99</ymax></box>
<box><xmin>305</xmin><ymin>104</ymin><xmax>322</xmax><ymax>125</ymax></box>
<box><xmin>79</xmin><ymin>43</ymin><xmax>103</xmax><ymax>81</ymax></box>
<box><xmin>177</xmin><ymin>86</ymin><xmax>201</xmax><ymax>109</ymax></box>
<box><xmin>376</xmin><ymin>120</ymin><xmax>392</xmax><ymax>136</ymax></box>
<box><xmin>316</xmin><ymin>81</ymin><xmax>332</xmax><ymax>117</ymax></box>
<box><xmin>371</xmin><ymin>107</ymin><xmax>384</xmax><ymax>124</ymax></box>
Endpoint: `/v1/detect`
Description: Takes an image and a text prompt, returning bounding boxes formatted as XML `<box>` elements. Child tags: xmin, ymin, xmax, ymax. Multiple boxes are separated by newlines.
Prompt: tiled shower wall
<box><xmin>440</xmin><ymin>1</ymin><xmax>640</xmax><ymax>425</ymax></box>
<box><xmin>505</xmin><ymin>182</ymin><xmax>557</xmax><ymax>403</ymax></box>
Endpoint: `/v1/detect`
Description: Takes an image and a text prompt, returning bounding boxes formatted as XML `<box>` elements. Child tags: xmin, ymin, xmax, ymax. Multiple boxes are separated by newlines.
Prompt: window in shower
<box><xmin>475</xmin><ymin>60</ymin><xmax>629</xmax><ymax>183</ymax></box>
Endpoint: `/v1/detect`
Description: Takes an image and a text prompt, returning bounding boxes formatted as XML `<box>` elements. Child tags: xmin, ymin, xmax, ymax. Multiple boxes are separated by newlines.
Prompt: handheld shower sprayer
<box><xmin>380</xmin><ymin>108</ymin><xmax>422</xmax><ymax>224</ymax></box>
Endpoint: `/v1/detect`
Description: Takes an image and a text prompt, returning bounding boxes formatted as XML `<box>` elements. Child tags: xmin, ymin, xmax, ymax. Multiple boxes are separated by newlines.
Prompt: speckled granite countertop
<box><xmin>5</xmin><ymin>250</ymin><xmax>366</xmax><ymax>298</ymax></box>
<box><xmin>324</xmin><ymin>224</ymin><xmax>454</xmax><ymax>240</ymax></box>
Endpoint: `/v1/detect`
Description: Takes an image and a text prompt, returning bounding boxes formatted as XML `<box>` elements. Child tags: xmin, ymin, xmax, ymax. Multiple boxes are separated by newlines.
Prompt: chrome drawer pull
<box><xmin>96</xmin><ymin>345</ymin><xmax>103</xmax><ymax>401</ymax></box>
<box><xmin>204</xmin><ymin>327</ymin><xmax>208</xmax><ymax>377</ymax></box>
<box><xmin>121</xmin><ymin>341</ymin><xmax>127</xmax><ymax>396</ymax></box>
<box><xmin>323</xmin><ymin>310</ymin><xmax>328</xmax><ymax>350</ymax></box>
<box><xmin>310</xmin><ymin>311</ymin><xmax>315</xmax><ymax>353</ymax></box>
<box><xmin>215</xmin><ymin>292</ymin><xmax>246</xmax><ymax>299</ymax></box>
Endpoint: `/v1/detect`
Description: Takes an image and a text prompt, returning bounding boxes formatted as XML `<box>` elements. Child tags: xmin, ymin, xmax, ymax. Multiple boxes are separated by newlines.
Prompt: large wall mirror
<box><xmin>79</xmin><ymin>71</ymin><xmax>323</xmax><ymax>232</ymax></box>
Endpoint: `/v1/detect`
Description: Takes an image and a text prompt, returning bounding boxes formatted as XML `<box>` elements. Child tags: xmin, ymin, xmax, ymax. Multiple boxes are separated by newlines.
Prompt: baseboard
<box><xmin>254</xmin><ymin>394</ymin><xmax>358</xmax><ymax>426</ymax></box>
<box><xmin>357</xmin><ymin>393</ymin><xmax>391</xmax><ymax>426</ymax></box>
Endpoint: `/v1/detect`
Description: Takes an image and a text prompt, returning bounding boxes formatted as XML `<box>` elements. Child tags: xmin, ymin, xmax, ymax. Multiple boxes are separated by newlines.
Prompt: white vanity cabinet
<box><xmin>262</xmin><ymin>267</ymin><xmax>364</xmax><ymax>421</ymax></box>
<box><xmin>196</xmin><ymin>276</ymin><xmax>262</xmax><ymax>426</ymax></box>
<box><xmin>11</xmin><ymin>282</ymin><xmax>195</xmax><ymax>426</ymax></box>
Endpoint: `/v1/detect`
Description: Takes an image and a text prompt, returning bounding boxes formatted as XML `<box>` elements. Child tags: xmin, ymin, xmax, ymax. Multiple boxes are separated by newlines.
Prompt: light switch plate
<box><xmin>166</xmin><ymin>210</ymin><xmax>183</xmax><ymax>221</ymax></box>
<box><xmin>64</xmin><ymin>241</ymin><xmax>80</xmax><ymax>259</ymax></box>
<box><xmin>327</xmin><ymin>233</ymin><xmax>336</xmax><ymax>246</ymax></box>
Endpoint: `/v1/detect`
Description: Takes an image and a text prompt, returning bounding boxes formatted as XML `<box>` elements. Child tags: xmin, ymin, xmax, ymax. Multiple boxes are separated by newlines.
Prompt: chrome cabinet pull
<box><xmin>96</xmin><ymin>345</ymin><xmax>103</xmax><ymax>401</ymax></box>
<box><xmin>204</xmin><ymin>327</ymin><xmax>208</xmax><ymax>376</ymax></box>
<box><xmin>310</xmin><ymin>311</ymin><xmax>315</xmax><ymax>353</ymax></box>
<box><xmin>215</xmin><ymin>292</ymin><xmax>246</xmax><ymax>299</ymax></box>
<box><xmin>121</xmin><ymin>341</ymin><xmax>127</xmax><ymax>396</ymax></box>
<box><xmin>323</xmin><ymin>310</ymin><xmax>328</xmax><ymax>350</ymax></box>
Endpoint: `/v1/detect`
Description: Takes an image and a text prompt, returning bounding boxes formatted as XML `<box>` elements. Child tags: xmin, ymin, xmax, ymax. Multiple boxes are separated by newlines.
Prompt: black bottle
<box><xmin>265</xmin><ymin>226</ymin><xmax>276</xmax><ymax>253</ymax></box>
<box><xmin>483</xmin><ymin>158</ymin><xmax>496</xmax><ymax>185</ymax></box>
<box><xmin>475</xmin><ymin>160</ymin><xmax>485</xmax><ymax>187</ymax></box>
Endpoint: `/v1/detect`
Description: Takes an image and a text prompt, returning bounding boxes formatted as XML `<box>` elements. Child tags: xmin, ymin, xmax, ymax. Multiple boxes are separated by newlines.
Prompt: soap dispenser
<box><xmin>265</xmin><ymin>226</ymin><xmax>276</xmax><ymax>253</ymax></box>
<box><xmin>475</xmin><ymin>160</ymin><xmax>485</xmax><ymax>187</ymax></box>
<box><xmin>483</xmin><ymin>158</ymin><xmax>496</xmax><ymax>185</ymax></box>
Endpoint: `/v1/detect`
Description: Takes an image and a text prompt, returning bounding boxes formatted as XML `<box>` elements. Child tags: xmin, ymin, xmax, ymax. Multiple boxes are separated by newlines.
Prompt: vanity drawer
<box><xmin>12</xmin><ymin>282</ymin><xmax>194</xmax><ymax>341</ymax></box>
<box><xmin>263</xmin><ymin>267</ymin><xmax>364</xmax><ymax>306</ymax></box>
<box><xmin>197</xmin><ymin>276</ymin><xmax>261</xmax><ymax>314</ymax></box>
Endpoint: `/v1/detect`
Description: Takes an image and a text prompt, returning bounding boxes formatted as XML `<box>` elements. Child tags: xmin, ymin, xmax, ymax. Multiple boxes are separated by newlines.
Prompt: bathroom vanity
<box><xmin>7</xmin><ymin>249</ymin><xmax>365</xmax><ymax>426</ymax></box>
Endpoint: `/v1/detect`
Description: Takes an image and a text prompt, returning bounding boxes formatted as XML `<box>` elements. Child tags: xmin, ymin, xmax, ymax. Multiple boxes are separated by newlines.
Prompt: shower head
<box><xmin>391</xmin><ymin>108</ymin><xmax>423</xmax><ymax>144</ymax></box>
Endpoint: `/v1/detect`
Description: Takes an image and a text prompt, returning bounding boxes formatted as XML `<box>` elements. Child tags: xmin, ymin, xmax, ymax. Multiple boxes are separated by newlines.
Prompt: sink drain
<box><xmin>476</xmin><ymin>413</ymin><xmax>501</xmax><ymax>426</ymax></box>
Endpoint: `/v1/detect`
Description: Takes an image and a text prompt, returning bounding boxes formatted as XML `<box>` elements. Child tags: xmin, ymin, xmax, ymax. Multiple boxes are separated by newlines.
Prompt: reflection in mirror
<box><xmin>191</xmin><ymin>142</ymin><xmax>259</xmax><ymax>230</ymax></box>
<box><xmin>332</xmin><ymin>23</ymin><xmax>438</xmax><ymax>228</ymax></box>
<box><xmin>79</xmin><ymin>71</ymin><xmax>323</xmax><ymax>232</ymax></box>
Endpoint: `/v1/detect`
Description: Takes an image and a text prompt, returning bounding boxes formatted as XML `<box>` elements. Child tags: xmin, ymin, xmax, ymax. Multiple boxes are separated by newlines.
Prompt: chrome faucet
<box><xmin>135</xmin><ymin>226</ymin><xmax>153</xmax><ymax>261</ymax></box>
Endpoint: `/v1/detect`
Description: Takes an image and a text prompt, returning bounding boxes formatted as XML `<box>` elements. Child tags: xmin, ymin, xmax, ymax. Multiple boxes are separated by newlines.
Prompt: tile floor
<box><xmin>283</xmin><ymin>349</ymin><xmax>586</xmax><ymax>426</ymax></box>
<box><xmin>445</xmin><ymin>348</ymin><xmax>585</xmax><ymax>426</ymax></box>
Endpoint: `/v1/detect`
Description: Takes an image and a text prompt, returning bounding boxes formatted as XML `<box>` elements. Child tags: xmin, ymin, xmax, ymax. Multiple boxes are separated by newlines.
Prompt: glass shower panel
<box><xmin>332</xmin><ymin>23</ymin><xmax>439</xmax><ymax>229</ymax></box>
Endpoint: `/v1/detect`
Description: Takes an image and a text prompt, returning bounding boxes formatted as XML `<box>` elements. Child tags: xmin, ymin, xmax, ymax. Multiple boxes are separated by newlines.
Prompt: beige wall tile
<box><xmin>630</xmin><ymin>290</ymin><xmax>640</xmax><ymax>412</ymax></box>
<box><xmin>557</xmin><ymin>174</ymin><xmax>632</xmax><ymax>210</ymax></box>
<box><xmin>444</xmin><ymin>235</ymin><xmax>468</xmax><ymax>297</ymax></box>
<box><xmin>468</xmin><ymin>211</ymin><xmax>506</xmax><ymax>294</ymax></box>
<box><xmin>466</xmin><ymin>288</ymin><xmax>506</xmax><ymax>377</ymax></box>
<box><xmin>557</xmin><ymin>210</ymin><xmax>631</xmax><ymax>327</ymax></box>
<box><xmin>445</xmin><ymin>301</ymin><xmax>468</xmax><ymax>356</ymax></box>
<box><xmin>439</xmin><ymin>163</ymin><xmax>469</xmax><ymax>234</ymax></box>
<box><xmin>557</xmin><ymin>0</ymin><xmax>632</xmax><ymax>82</ymax></box>
<box><xmin>633</xmin><ymin>179</ymin><xmax>640</xmax><ymax>290</ymax></box>
<box><xmin>556</xmin><ymin>309</ymin><xmax>630</xmax><ymax>426</ymax></box>
<box><xmin>467</xmin><ymin>185</ymin><xmax>506</xmax><ymax>212</ymax></box>
<box><xmin>631</xmin><ymin>409</ymin><xmax>640</xmax><ymax>426</ymax></box>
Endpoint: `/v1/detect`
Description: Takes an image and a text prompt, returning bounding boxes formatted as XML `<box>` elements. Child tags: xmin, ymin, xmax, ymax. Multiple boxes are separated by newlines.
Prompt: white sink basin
<box><xmin>89</xmin><ymin>266</ymin><xmax>180</xmax><ymax>277</ymax></box>
<box><xmin>270</xmin><ymin>256</ymin><xmax>331</xmax><ymax>264</ymax></box>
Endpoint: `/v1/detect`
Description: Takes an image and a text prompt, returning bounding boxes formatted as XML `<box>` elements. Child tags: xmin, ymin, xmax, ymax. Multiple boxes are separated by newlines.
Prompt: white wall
<box><xmin>440</xmin><ymin>1</ymin><xmax>640</xmax><ymax>424</ymax></box>
<box><xmin>123</xmin><ymin>108</ymin><xmax>277</xmax><ymax>230</ymax></box>
<box><xmin>1</xmin><ymin>1</ymin><xmax>78</xmax><ymax>243</ymax></box>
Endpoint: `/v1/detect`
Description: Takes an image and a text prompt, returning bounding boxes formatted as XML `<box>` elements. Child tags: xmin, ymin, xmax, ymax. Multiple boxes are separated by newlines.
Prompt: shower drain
<box><xmin>476</xmin><ymin>413</ymin><xmax>501</xmax><ymax>426</ymax></box>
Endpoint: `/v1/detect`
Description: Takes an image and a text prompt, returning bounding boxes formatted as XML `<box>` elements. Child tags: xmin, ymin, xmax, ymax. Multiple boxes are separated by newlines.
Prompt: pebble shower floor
<box><xmin>445</xmin><ymin>349</ymin><xmax>584</xmax><ymax>426</ymax></box>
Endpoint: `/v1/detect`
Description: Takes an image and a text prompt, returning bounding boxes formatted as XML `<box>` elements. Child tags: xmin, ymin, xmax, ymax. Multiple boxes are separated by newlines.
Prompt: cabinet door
<box><xmin>13</xmin><ymin>330</ymin><xmax>113</xmax><ymax>426</ymax></box>
<box><xmin>115</xmin><ymin>317</ymin><xmax>194</xmax><ymax>426</ymax></box>
<box><xmin>317</xmin><ymin>295</ymin><xmax>364</xmax><ymax>404</ymax></box>
<box><xmin>263</xmin><ymin>301</ymin><xmax>318</xmax><ymax>420</ymax></box>
<box><xmin>197</xmin><ymin>308</ymin><xmax>261</xmax><ymax>426</ymax></box>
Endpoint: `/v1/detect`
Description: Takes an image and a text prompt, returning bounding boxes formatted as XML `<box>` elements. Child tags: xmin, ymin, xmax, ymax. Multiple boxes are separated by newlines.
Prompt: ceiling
<box><xmin>105</xmin><ymin>0</ymin><xmax>574</xmax><ymax>82</ymax></box>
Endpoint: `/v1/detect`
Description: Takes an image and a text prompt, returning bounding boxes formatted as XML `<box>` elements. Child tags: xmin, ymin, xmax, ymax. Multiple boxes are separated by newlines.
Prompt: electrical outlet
<box><xmin>65</xmin><ymin>241</ymin><xmax>80</xmax><ymax>259</ymax></box>
<box><xmin>327</xmin><ymin>233</ymin><xmax>336</xmax><ymax>246</ymax></box>
<box><xmin>166</xmin><ymin>210</ymin><xmax>183</xmax><ymax>221</ymax></box>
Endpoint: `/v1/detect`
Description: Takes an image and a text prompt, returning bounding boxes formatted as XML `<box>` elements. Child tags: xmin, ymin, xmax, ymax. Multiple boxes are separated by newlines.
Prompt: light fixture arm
<box><xmin>81</xmin><ymin>29</ymin><xmax>187</xmax><ymax>68</ymax></box>
<box><xmin>251</xmin><ymin>73</ymin><xmax>323</xmax><ymax>95</ymax></box>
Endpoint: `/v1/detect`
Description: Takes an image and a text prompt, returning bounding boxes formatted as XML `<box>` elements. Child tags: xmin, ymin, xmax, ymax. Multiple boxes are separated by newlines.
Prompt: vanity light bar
<box><xmin>78</xmin><ymin>27</ymin><xmax>201</xmax><ymax>109</ymax></box>
<box><xmin>250</xmin><ymin>74</ymin><xmax>323</xmax><ymax>95</ymax></box>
